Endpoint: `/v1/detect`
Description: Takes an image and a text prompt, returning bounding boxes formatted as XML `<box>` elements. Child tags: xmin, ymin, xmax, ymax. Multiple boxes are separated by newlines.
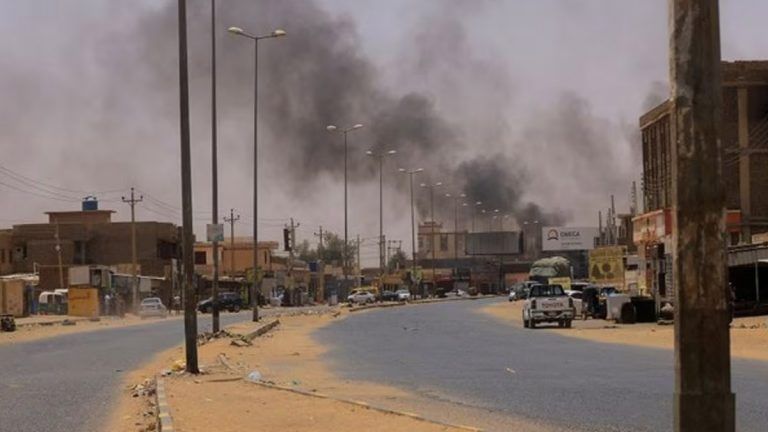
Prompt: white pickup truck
<box><xmin>522</xmin><ymin>284</ymin><xmax>574</xmax><ymax>329</ymax></box>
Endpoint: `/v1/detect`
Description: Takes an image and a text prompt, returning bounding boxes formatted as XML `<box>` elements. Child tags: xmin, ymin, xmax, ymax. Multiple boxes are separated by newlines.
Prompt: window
<box><xmin>440</xmin><ymin>235</ymin><xmax>448</xmax><ymax>251</ymax></box>
<box><xmin>194</xmin><ymin>251</ymin><xmax>207</xmax><ymax>265</ymax></box>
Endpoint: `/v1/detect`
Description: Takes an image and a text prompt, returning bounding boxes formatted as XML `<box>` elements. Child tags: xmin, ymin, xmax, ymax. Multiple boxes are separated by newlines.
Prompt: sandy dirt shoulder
<box><xmin>107</xmin><ymin>308</ymin><xmax>487</xmax><ymax>432</ymax></box>
<box><xmin>0</xmin><ymin>314</ymin><xmax>180</xmax><ymax>346</ymax></box>
<box><xmin>482</xmin><ymin>300</ymin><xmax>768</xmax><ymax>362</ymax></box>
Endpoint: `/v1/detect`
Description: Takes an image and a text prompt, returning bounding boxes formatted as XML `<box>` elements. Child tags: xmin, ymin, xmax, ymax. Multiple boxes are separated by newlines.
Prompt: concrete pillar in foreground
<box><xmin>669</xmin><ymin>1</ymin><xmax>734</xmax><ymax>431</ymax></box>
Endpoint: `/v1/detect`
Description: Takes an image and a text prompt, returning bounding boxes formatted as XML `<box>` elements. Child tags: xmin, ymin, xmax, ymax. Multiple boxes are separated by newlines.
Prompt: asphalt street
<box><xmin>315</xmin><ymin>298</ymin><xmax>768</xmax><ymax>432</ymax></box>
<box><xmin>0</xmin><ymin>311</ymin><xmax>253</xmax><ymax>432</ymax></box>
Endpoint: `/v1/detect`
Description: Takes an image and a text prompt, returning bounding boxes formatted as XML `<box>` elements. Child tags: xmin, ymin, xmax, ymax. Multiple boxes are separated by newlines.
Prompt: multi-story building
<box><xmin>2</xmin><ymin>202</ymin><xmax>179</xmax><ymax>291</ymax></box>
<box><xmin>636</xmin><ymin>60</ymin><xmax>768</xmax><ymax>304</ymax></box>
<box><xmin>193</xmin><ymin>238</ymin><xmax>279</xmax><ymax>277</ymax></box>
<box><xmin>640</xmin><ymin>60</ymin><xmax>768</xmax><ymax>244</ymax></box>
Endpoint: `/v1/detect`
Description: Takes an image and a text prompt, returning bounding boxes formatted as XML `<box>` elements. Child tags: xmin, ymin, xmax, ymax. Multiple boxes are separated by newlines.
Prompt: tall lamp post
<box><xmin>327</xmin><ymin>124</ymin><xmax>364</xmax><ymax>287</ymax></box>
<box><xmin>209</xmin><ymin>0</ymin><xmax>222</xmax><ymax>332</ymax></box>
<box><xmin>399</xmin><ymin>168</ymin><xmax>423</xmax><ymax>290</ymax></box>
<box><xmin>420</xmin><ymin>181</ymin><xmax>443</xmax><ymax>293</ymax></box>
<box><xmin>366</xmin><ymin>149</ymin><xmax>397</xmax><ymax>277</ymax></box>
<box><xmin>471</xmin><ymin>201</ymin><xmax>483</xmax><ymax>232</ymax></box>
<box><xmin>446</xmin><ymin>192</ymin><xmax>466</xmax><ymax>285</ymax></box>
<box><xmin>228</xmin><ymin>25</ymin><xmax>286</xmax><ymax>322</ymax></box>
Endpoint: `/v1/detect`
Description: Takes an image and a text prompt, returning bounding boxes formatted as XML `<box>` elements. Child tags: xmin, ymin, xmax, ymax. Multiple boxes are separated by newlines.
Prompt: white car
<box><xmin>522</xmin><ymin>284</ymin><xmax>574</xmax><ymax>329</ymax></box>
<box><xmin>508</xmin><ymin>290</ymin><xmax>517</xmax><ymax>301</ymax></box>
<box><xmin>347</xmin><ymin>291</ymin><xmax>376</xmax><ymax>305</ymax></box>
<box><xmin>139</xmin><ymin>297</ymin><xmax>168</xmax><ymax>319</ymax></box>
<box><xmin>395</xmin><ymin>289</ymin><xmax>412</xmax><ymax>302</ymax></box>
<box><xmin>565</xmin><ymin>290</ymin><xmax>583</xmax><ymax>316</ymax></box>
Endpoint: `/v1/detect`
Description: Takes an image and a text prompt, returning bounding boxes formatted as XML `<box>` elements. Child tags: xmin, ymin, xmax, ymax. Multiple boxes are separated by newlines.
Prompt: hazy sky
<box><xmin>1</xmin><ymin>1</ymin><xmax>767</xmax><ymax>265</ymax></box>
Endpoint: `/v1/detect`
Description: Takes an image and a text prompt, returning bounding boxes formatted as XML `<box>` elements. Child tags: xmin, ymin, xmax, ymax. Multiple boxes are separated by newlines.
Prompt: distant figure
<box><xmin>104</xmin><ymin>293</ymin><xmax>112</xmax><ymax>316</ymax></box>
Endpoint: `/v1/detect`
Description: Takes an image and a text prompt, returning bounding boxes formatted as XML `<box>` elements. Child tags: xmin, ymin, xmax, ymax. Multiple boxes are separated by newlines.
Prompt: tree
<box><xmin>387</xmin><ymin>249</ymin><xmax>407</xmax><ymax>272</ymax></box>
<box><xmin>292</xmin><ymin>232</ymin><xmax>356</xmax><ymax>268</ymax></box>
<box><xmin>295</xmin><ymin>239</ymin><xmax>317</xmax><ymax>262</ymax></box>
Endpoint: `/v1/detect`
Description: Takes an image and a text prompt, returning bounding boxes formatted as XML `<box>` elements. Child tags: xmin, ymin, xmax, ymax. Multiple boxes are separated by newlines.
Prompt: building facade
<box><xmin>2</xmin><ymin>206</ymin><xmax>179</xmax><ymax>291</ymax></box>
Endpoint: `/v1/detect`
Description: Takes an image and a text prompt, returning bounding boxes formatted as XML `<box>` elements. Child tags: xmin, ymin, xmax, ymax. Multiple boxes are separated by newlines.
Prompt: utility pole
<box><xmin>670</xmin><ymin>1</ymin><xmax>733</xmax><ymax>431</ymax></box>
<box><xmin>421</xmin><ymin>182</ymin><xmax>442</xmax><ymax>294</ymax></box>
<box><xmin>400</xmin><ymin>168</ymin><xmax>423</xmax><ymax>291</ymax></box>
<box><xmin>209</xmin><ymin>0</ymin><xmax>222</xmax><ymax>333</ymax></box>
<box><xmin>122</xmin><ymin>187</ymin><xmax>143</xmax><ymax>312</ymax></box>
<box><xmin>177</xmin><ymin>0</ymin><xmax>199</xmax><ymax>374</ymax></box>
<box><xmin>224</xmin><ymin>209</ymin><xmax>239</xmax><ymax>276</ymax></box>
<box><xmin>54</xmin><ymin>221</ymin><xmax>64</xmax><ymax>289</ymax></box>
<box><xmin>314</xmin><ymin>225</ymin><xmax>324</xmax><ymax>249</ymax></box>
<box><xmin>356</xmin><ymin>234</ymin><xmax>361</xmax><ymax>288</ymax></box>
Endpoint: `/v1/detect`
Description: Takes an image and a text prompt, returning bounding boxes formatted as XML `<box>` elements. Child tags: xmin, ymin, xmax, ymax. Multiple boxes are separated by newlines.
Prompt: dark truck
<box><xmin>197</xmin><ymin>292</ymin><xmax>244</xmax><ymax>313</ymax></box>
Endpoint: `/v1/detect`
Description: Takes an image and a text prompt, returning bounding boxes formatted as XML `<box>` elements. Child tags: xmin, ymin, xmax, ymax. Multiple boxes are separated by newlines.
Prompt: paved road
<box><xmin>315</xmin><ymin>298</ymin><xmax>768</xmax><ymax>432</ymax></box>
<box><xmin>0</xmin><ymin>311</ymin><xmax>256</xmax><ymax>432</ymax></box>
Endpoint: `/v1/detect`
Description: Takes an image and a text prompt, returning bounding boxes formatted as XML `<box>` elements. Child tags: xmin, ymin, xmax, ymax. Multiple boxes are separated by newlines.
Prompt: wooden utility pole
<box><xmin>224</xmin><ymin>209</ymin><xmax>239</xmax><ymax>276</ymax></box>
<box><xmin>669</xmin><ymin>1</ymin><xmax>733</xmax><ymax>430</ymax></box>
<box><xmin>314</xmin><ymin>225</ymin><xmax>324</xmax><ymax>249</ymax></box>
<box><xmin>356</xmin><ymin>234</ymin><xmax>361</xmax><ymax>288</ymax></box>
<box><xmin>177</xmin><ymin>0</ymin><xmax>199</xmax><ymax>374</ymax></box>
<box><xmin>122</xmin><ymin>187</ymin><xmax>143</xmax><ymax>311</ymax></box>
<box><xmin>54</xmin><ymin>221</ymin><xmax>64</xmax><ymax>289</ymax></box>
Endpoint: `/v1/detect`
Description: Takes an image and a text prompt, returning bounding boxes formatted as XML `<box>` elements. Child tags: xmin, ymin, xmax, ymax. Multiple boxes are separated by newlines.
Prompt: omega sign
<box><xmin>541</xmin><ymin>227</ymin><xmax>598</xmax><ymax>251</ymax></box>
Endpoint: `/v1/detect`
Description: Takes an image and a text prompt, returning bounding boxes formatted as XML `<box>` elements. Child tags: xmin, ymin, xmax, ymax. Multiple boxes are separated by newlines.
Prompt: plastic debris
<box><xmin>245</xmin><ymin>370</ymin><xmax>262</xmax><ymax>382</ymax></box>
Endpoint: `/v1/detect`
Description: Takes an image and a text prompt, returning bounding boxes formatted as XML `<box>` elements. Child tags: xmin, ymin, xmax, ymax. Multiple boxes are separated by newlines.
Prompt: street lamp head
<box><xmin>462</xmin><ymin>203</ymin><xmax>469</xmax><ymax>207</ymax></box>
<box><xmin>445</xmin><ymin>193</ymin><xmax>451</xmax><ymax>197</ymax></box>
<box><xmin>398</xmin><ymin>168</ymin><xmax>406</xmax><ymax>173</ymax></box>
<box><xmin>227</xmin><ymin>26</ymin><xmax>245</xmax><ymax>35</ymax></box>
<box><xmin>494</xmin><ymin>209</ymin><xmax>500</xmax><ymax>213</ymax></box>
<box><xmin>475</xmin><ymin>201</ymin><xmax>482</xmax><ymax>206</ymax></box>
<box><xmin>326</xmin><ymin>125</ymin><xmax>337</xmax><ymax>132</ymax></box>
<box><xmin>414</xmin><ymin>168</ymin><xmax>424</xmax><ymax>173</ymax></box>
<box><xmin>435</xmin><ymin>182</ymin><xmax>443</xmax><ymax>187</ymax></box>
<box><xmin>272</xmin><ymin>29</ymin><xmax>287</xmax><ymax>37</ymax></box>
<box><xmin>365</xmin><ymin>150</ymin><xmax>374</xmax><ymax>156</ymax></box>
<box><xmin>387</xmin><ymin>150</ymin><xmax>397</xmax><ymax>155</ymax></box>
<box><xmin>352</xmin><ymin>124</ymin><xmax>364</xmax><ymax>130</ymax></box>
<box><xmin>460</xmin><ymin>193</ymin><xmax>467</xmax><ymax>198</ymax></box>
<box><xmin>420</xmin><ymin>183</ymin><xmax>427</xmax><ymax>187</ymax></box>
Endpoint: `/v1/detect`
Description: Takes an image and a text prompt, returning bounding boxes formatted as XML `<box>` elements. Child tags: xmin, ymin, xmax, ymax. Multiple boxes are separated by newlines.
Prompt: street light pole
<box><xmin>366</xmin><ymin>149</ymin><xmax>397</xmax><ymax>277</ymax></box>
<box><xmin>472</xmin><ymin>201</ymin><xmax>482</xmax><ymax>232</ymax></box>
<box><xmin>399</xmin><ymin>168</ymin><xmax>423</xmax><ymax>290</ymax></box>
<box><xmin>228</xmin><ymin>25</ymin><xmax>286</xmax><ymax>322</ymax></box>
<box><xmin>326</xmin><ymin>124</ymin><xmax>364</xmax><ymax>287</ymax></box>
<box><xmin>446</xmin><ymin>193</ymin><xmax>466</xmax><ymax>285</ymax></box>
<box><xmin>210</xmin><ymin>0</ymin><xmax>222</xmax><ymax>333</ymax></box>
<box><xmin>177</xmin><ymin>0</ymin><xmax>199</xmax><ymax>374</ymax></box>
<box><xmin>421</xmin><ymin>181</ymin><xmax>443</xmax><ymax>294</ymax></box>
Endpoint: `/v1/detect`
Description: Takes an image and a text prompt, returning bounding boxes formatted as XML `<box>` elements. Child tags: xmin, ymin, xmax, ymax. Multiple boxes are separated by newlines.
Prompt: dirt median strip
<box><xmin>109</xmin><ymin>307</ymin><xmax>496</xmax><ymax>432</ymax></box>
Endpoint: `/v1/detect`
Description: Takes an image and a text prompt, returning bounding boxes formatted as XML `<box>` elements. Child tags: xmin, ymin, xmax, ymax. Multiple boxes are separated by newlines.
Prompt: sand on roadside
<box><xmin>0</xmin><ymin>314</ymin><xmax>178</xmax><ymax>346</ymax></box>
<box><xmin>108</xmin><ymin>307</ymin><xmax>553</xmax><ymax>432</ymax></box>
<box><xmin>482</xmin><ymin>300</ymin><xmax>768</xmax><ymax>361</ymax></box>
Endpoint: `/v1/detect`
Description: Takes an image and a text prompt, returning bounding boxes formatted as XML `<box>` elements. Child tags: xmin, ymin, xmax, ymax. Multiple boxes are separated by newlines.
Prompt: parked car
<box><xmin>395</xmin><ymin>289</ymin><xmax>412</xmax><ymax>302</ymax></box>
<box><xmin>380</xmin><ymin>290</ymin><xmax>399</xmax><ymax>302</ymax></box>
<box><xmin>197</xmin><ymin>292</ymin><xmax>244</xmax><ymax>313</ymax></box>
<box><xmin>139</xmin><ymin>297</ymin><xmax>168</xmax><ymax>319</ymax></box>
<box><xmin>347</xmin><ymin>290</ymin><xmax>376</xmax><ymax>304</ymax></box>
<box><xmin>508</xmin><ymin>290</ymin><xmax>518</xmax><ymax>301</ymax></box>
<box><xmin>522</xmin><ymin>284</ymin><xmax>574</xmax><ymax>329</ymax></box>
<box><xmin>565</xmin><ymin>290</ymin><xmax>583</xmax><ymax>316</ymax></box>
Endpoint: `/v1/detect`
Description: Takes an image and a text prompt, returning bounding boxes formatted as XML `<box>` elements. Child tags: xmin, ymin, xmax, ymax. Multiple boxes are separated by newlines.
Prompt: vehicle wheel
<box><xmin>523</xmin><ymin>318</ymin><xmax>529</xmax><ymax>328</ymax></box>
<box><xmin>582</xmin><ymin>310</ymin><xmax>587</xmax><ymax>321</ymax></box>
<box><xmin>233</xmin><ymin>304</ymin><xmax>241</xmax><ymax>313</ymax></box>
<box><xmin>565</xmin><ymin>320</ymin><xmax>572</xmax><ymax>328</ymax></box>
<box><xmin>558</xmin><ymin>320</ymin><xmax>564</xmax><ymax>328</ymax></box>
<box><xmin>530</xmin><ymin>319</ymin><xmax>536</xmax><ymax>329</ymax></box>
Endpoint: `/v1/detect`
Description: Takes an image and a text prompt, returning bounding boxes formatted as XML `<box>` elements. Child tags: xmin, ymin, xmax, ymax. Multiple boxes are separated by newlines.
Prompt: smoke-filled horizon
<box><xmin>2</xmin><ymin>0</ymin><xmax>767</xmax><ymax>265</ymax></box>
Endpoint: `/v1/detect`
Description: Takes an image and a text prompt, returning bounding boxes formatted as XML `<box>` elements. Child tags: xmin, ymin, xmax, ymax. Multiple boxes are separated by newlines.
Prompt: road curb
<box><xmin>350</xmin><ymin>295</ymin><xmax>496</xmax><ymax>312</ymax></box>
<box><xmin>155</xmin><ymin>378</ymin><xmax>175</xmax><ymax>432</ymax></box>
<box><xmin>242</xmin><ymin>319</ymin><xmax>280</xmax><ymax>342</ymax></box>
<box><xmin>15</xmin><ymin>317</ymin><xmax>91</xmax><ymax>328</ymax></box>
<box><xmin>245</xmin><ymin>379</ymin><xmax>482</xmax><ymax>432</ymax></box>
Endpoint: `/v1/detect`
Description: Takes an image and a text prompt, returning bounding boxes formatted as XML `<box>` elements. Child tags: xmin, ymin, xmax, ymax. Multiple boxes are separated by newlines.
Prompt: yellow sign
<box><xmin>589</xmin><ymin>246</ymin><xmax>626</xmax><ymax>286</ymax></box>
<box><xmin>548</xmin><ymin>277</ymin><xmax>572</xmax><ymax>291</ymax></box>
